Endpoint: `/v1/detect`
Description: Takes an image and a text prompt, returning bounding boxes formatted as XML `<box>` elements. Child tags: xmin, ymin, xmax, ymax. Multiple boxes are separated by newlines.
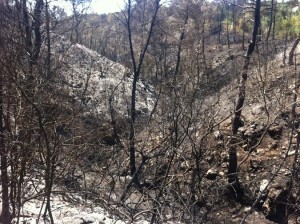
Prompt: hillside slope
<box><xmin>51</xmin><ymin>34</ymin><xmax>154</xmax><ymax>118</ymax></box>
<box><xmin>5</xmin><ymin>37</ymin><xmax>300</xmax><ymax>224</ymax></box>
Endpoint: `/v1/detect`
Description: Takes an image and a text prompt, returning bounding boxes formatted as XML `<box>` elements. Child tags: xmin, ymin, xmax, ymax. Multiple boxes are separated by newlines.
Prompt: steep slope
<box><xmin>7</xmin><ymin>37</ymin><xmax>300</xmax><ymax>224</ymax></box>
<box><xmin>4</xmin><ymin>34</ymin><xmax>156</xmax><ymax>224</ymax></box>
<box><xmin>51</xmin><ymin>34</ymin><xmax>154</xmax><ymax>119</ymax></box>
<box><xmin>201</xmin><ymin>42</ymin><xmax>300</xmax><ymax>223</ymax></box>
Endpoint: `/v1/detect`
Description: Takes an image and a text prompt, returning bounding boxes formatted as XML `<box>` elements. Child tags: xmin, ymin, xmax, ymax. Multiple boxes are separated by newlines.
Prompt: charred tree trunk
<box><xmin>232</xmin><ymin>0</ymin><xmax>237</xmax><ymax>43</ymax></box>
<box><xmin>43</xmin><ymin>2</ymin><xmax>54</xmax><ymax>223</ymax></box>
<box><xmin>0</xmin><ymin>61</ymin><xmax>10</xmax><ymax>224</ymax></box>
<box><xmin>22</xmin><ymin>0</ymin><xmax>32</xmax><ymax>55</ymax></box>
<box><xmin>288</xmin><ymin>38</ymin><xmax>300</xmax><ymax>65</ymax></box>
<box><xmin>32</xmin><ymin>0</ymin><xmax>44</xmax><ymax>64</ymax></box>
<box><xmin>0</xmin><ymin>3</ymin><xmax>10</xmax><ymax>223</ymax></box>
<box><xmin>127</xmin><ymin>0</ymin><xmax>161</xmax><ymax>176</ymax></box>
<box><xmin>0</xmin><ymin>84</ymin><xmax>10</xmax><ymax>224</ymax></box>
<box><xmin>227</xmin><ymin>0</ymin><xmax>261</xmax><ymax>200</ymax></box>
<box><xmin>266</xmin><ymin>0</ymin><xmax>274</xmax><ymax>43</ymax></box>
<box><xmin>272</xmin><ymin>0</ymin><xmax>276</xmax><ymax>41</ymax></box>
<box><xmin>71</xmin><ymin>1</ymin><xmax>80</xmax><ymax>43</ymax></box>
<box><xmin>127</xmin><ymin>0</ymin><xmax>137</xmax><ymax>176</ymax></box>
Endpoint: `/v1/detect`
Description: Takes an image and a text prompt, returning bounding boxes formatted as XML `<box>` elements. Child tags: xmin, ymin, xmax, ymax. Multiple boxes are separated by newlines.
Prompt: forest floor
<box><xmin>4</xmin><ymin>39</ymin><xmax>300</xmax><ymax>224</ymax></box>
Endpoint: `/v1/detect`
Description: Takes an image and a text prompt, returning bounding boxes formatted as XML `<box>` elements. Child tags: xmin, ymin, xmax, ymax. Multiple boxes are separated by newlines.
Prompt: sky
<box><xmin>53</xmin><ymin>0</ymin><xmax>126</xmax><ymax>15</ymax></box>
<box><xmin>90</xmin><ymin>0</ymin><xmax>125</xmax><ymax>14</ymax></box>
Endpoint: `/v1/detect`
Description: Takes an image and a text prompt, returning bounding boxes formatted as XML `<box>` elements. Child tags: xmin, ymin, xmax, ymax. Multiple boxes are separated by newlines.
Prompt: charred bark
<box><xmin>32</xmin><ymin>0</ymin><xmax>44</xmax><ymax>64</ymax></box>
<box><xmin>127</xmin><ymin>0</ymin><xmax>161</xmax><ymax>176</ymax></box>
<box><xmin>288</xmin><ymin>38</ymin><xmax>300</xmax><ymax>65</ymax></box>
<box><xmin>227</xmin><ymin>0</ymin><xmax>261</xmax><ymax>200</ymax></box>
<box><xmin>0</xmin><ymin>58</ymin><xmax>10</xmax><ymax>224</ymax></box>
<box><xmin>0</xmin><ymin>2</ymin><xmax>10</xmax><ymax>223</ymax></box>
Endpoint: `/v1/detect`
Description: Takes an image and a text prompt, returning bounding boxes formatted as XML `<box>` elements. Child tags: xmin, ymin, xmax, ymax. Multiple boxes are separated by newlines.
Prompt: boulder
<box><xmin>268</xmin><ymin>125</ymin><xmax>283</xmax><ymax>140</ymax></box>
<box><xmin>261</xmin><ymin>176</ymin><xmax>293</xmax><ymax>223</ymax></box>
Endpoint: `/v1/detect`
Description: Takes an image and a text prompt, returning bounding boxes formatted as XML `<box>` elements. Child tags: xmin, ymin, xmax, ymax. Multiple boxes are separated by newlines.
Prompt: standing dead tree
<box><xmin>0</xmin><ymin>37</ymin><xmax>10</xmax><ymax>224</ymax></box>
<box><xmin>124</xmin><ymin>0</ymin><xmax>161</xmax><ymax>177</ymax></box>
<box><xmin>69</xmin><ymin>0</ymin><xmax>91</xmax><ymax>44</ymax></box>
<box><xmin>288</xmin><ymin>37</ymin><xmax>300</xmax><ymax>65</ymax></box>
<box><xmin>32</xmin><ymin>0</ymin><xmax>44</xmax><ymax>64</ymax></box>
<box><xmin>0</xmin><ymin>2</ymin><xmax>13</xmax><ymax>223</ymax></box>
<box><xmin>227</xmin><ymin>0</ymin><xmax>261</xmax><ymax>200</ymax></box>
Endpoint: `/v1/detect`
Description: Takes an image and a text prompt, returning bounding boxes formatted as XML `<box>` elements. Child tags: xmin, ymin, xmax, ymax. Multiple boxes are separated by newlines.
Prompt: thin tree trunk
<box><xmin>226</xmin><ymin>8</ymin><xmax>230</xmax><ymax>49</ymax></box>
<box><xmin>0</xmin><ymin>70</ymin><xmax>10</xmax><ymax>224</ymax></box>
<box><xmin>127</xmin><ymin>0</ymin><xmax>160</xmax><ymax>176</ymax></box>
<box><xmin>218</xmin><ymin>12</ymin><xmax>222</xmax><ymax>44</ymax></box>
<box><xmin>232</xmin><ymin>0</ymin><xmax>236</xmax><ymax>43</ymax></box>
<box><xmin>266</xmin><ymin>0</ymin><xmax>274</xmax><ymax>43</ymax></box>
<box><xmin>242</xmin><ymin>14</ymin><xmax>245</xmax><ymax>50</ymax></box>
<box><xmin>272</xmin><ymin>0</ymin><xmax>276</xmax><ymax>41</ymax></box>
<box><xmin>0</xmin><ymin>2</ymin><xmax>10</xmax><ymax>222</ymax></box>
<box><xmin>227</xmin><ymin>0</ymin><xmax>261</xmax><ymax>200</ymax></box>
<box><xmin>127</xmin><ymin>0</ymin><xmax>138</xmax><ymax>176</ymax></box>
<box><xmin>43</xmin><ymin>2</ymin><xmax>54</xmax><ymax>223</ymax></box>
<box><xmin>201</xmin><ymin>18</ymin><xmax>206</xmax><ymax>71</ymax></box>
<box><xmin>288</xmin><ymin>38</ymin><xmax>300</xmax><ymax>65</ymax></box>
<box><xmin>265</xmin><ymin>0</ymin><xmax>274</xmax><ymax>57</ymax></box>
<box><xmin>32</xmin><ymin>0</ymin><xmax>44</xmax><ymax>64</ymax></box>
<box><xmin>22</xmin><ymin>0</ymin><xmax>32</xmax><ymax>55</ymax></box>
<box><xmin>173</xmin><ymin>7</ymin><xmax>189</xmax><ymax>82</ymax></box>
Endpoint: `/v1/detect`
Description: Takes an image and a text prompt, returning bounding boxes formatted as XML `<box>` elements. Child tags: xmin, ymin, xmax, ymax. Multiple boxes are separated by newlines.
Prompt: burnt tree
<box><xmin>0</xmin><ymin>2</ymin><xmax>10</xmax><ymax>223</ymax></box>
<box><xmin>126</xmin><ymin>0</ymin><xmax>161</xmax><ymax>176</ymax></box>
<box><xmin>288</xmin><ymin>38</ymin><xmax>300</xmax><ymax>65</ymax></box>
<box><xmin>227</xmin><ymin>0</ymin><xmax>261</xmax><ymax>200</ymax></box>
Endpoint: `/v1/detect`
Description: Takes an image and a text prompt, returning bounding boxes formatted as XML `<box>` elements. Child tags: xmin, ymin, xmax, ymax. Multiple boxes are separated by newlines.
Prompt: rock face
<box><xmin>262</xmin><ymin>187</ymin><xmax>291</xmax><ymax>223</ymax></box>
<box><xmin>257</xmin><ymin>170</ymin><xmax>295</xmax><ymax>223</ymax></box>
<box><xmin>51</xmin><ymin>34</ymin><xmax>154</xmax><ymax>119</ymax></box>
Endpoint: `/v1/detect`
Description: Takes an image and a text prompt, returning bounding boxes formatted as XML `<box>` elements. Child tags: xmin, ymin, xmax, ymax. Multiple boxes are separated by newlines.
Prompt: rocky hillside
<box><xmin>46</xmin><ymin>38</ymin><xmax>300</xmax><ymax>224</ymax></box>
<box><xmin>6</xmin><ymin>33</ymin><xmax>300</xmax><ymax>223</ymax></box>
<box><xmin>51</xmin><ymin>34</ymin><xmax>155</xmax><ymax>118</ymax></box>
<box><xmin>2</xmin><ymin>0</ymin><xmax>300</xmax><ymax>223</ymax></box>
<box><xmin>196</xmin><ymin>42</ymin><xmax>300</xmax><ymax>223</ymax></box>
